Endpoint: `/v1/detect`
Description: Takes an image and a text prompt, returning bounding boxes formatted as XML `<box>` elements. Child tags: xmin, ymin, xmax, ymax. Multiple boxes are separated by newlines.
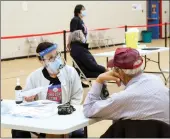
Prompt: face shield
<box><xmin>39</xmin><ymin>44</ymin><xmax>66</xmax><ymax>74</ymax></box>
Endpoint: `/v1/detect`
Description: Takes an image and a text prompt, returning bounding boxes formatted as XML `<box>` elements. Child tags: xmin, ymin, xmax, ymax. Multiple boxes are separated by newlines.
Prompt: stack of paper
<box><xmin>1</xmin><ymin>101</ymin><xmax>13</xmax><ymax>115</ymax></box>
<box><xmin>9</xmin><ymin>100</ymin><xmax>57</xmax><ymax>118</ymax></box>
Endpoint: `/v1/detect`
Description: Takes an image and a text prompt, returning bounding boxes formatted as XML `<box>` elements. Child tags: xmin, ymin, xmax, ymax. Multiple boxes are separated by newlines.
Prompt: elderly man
<box><xmin>83</xmin><ymin>47</ymin><xmax>169</xmax><ymax>125</ymax></box>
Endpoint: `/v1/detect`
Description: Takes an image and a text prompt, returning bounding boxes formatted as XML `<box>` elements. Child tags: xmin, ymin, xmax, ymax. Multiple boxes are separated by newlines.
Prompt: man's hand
<box><xmin>66</xmin><ymin>44</ymin><xmax>71</xmax><ymax>52</ymax></box>
<box><xmin>24</xmin><ymin>95</ymin><xmax>36</xmax><ymax>102</ymax></box>
<box><xmin>105</xmin><ymin>68</ymin><xmax>109</xmax><ymax>72</ymax></box>
<box><xmin>96</xmin><ymin>70</ymin><xmax>121</xmax><ymax>86</ymax></box>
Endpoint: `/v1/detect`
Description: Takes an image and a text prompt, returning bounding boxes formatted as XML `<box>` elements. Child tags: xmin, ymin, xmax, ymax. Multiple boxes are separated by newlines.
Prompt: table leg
<box><xmin>106</xmin><ymin>57</ymin><xmax>108</xmax><ymax>67</ymax></box>
<box><xmin>158</xmin><ymin>52</ymin><xmax>167</xmax><ymax>84</ymax></box>
<box><xmin>143</xmin><ymin>55</ymin><xmax>147</xmax><ymax>70</ymax></box>
<box><xmin>84</xmin><ymin>126</ymin><xmax>88</xmax><ymax>138</ymax></box>
<box><xmin>144</xmin><ymin>52</ymin><xmax>167</xmax><ymax>85</ymax></box>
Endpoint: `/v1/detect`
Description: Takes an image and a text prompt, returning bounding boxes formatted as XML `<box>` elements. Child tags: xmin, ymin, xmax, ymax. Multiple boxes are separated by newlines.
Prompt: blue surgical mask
<box><xmin>81</xmin><ymin>10</ymin><xmax>87</xmax><ymax>17</ymax></box>
<box><xmin>46</xmin><ymin>57</ymin><xmax>64</xmax><ymax>74</ymax></box>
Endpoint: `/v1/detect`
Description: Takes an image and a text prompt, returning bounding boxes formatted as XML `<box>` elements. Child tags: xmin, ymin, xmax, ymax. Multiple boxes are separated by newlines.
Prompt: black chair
<box><xmin>100</xmin><ymin>119</ymin><xmax>170</xmax><ymax>138</ymax></box>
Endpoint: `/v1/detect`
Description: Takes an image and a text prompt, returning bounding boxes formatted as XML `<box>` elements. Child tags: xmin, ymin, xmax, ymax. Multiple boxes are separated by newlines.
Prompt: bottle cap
<box><xmin>16</xmin><ymin>78</ymin><xmax>20</xmax><ymax>85</ymax></box>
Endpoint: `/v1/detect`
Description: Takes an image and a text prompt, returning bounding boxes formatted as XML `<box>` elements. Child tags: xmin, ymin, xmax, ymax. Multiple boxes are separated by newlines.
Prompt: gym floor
<box><xmin>1</xmin><ymin>39</ymin><xmax>169</xmax><ymax>137</ymax></box>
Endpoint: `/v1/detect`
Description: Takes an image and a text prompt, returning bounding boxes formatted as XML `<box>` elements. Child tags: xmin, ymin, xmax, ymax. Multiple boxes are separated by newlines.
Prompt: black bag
<box><xmin>57</xmin><ymin>102</ymin><xmax>76</xmax><ymax>115</ymax></box>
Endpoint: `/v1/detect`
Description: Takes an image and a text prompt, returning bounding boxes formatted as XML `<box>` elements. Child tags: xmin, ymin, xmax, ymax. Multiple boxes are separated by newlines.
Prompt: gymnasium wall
<box><xmin>1</xmin><ymin>1</ymin><xmax>148</xmax><ymax>59</ymax></box>
<box><xmin>162</xmin><ymin>1</ymin><xmax>170</xmax><ymax>38</ymax></box>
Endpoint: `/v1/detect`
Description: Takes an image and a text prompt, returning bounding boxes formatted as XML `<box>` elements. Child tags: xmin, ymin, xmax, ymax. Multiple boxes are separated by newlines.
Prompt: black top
<box><xmin>70</xmin><ymin>41</ymin><xmax>106</xmax><ymax>78</ymax></box>
<box><xmin>70</xmin><ymin>16</ymin><xmax>87</xmax><ymax>37</ymax></box>
<box><xmin>42</xmin><ymin>68</ymin><xmax>62</xmax><ymax>103</ymax></box>
<box><xmin>42</xmin><ymin>68</ymin><xmax>60</xmax><ymax>85</ymax></box>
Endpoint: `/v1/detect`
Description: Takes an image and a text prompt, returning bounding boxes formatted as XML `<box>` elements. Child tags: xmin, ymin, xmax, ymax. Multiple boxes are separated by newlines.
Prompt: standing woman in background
<box><xmin>67</xmin><ymin>4</ymin><xmax>88</xmax><ymax>50</ymax></box>
<box><xmin>67</xmin><ymin>4</ymin><xmax>89</xmax><ymax>88</ymax></box>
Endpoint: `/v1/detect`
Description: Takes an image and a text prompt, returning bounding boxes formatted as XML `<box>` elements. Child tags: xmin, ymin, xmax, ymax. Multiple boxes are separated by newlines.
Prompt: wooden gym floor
<box><xmin>1</xmin><ymin>39</ymin><xmax>169</xmax><ymax>137</ymax></box>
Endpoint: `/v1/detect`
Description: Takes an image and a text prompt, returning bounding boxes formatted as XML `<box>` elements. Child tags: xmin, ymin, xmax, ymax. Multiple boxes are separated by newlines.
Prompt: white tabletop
<box><xmin>93</xmin><ymin>47</ymin><xmax>169</xmax><ymax>58</ymax></box>
<box><xmin>1</xmin><ymin>100</ymin><xmax>101</xmax><ymax>134</ymax></box>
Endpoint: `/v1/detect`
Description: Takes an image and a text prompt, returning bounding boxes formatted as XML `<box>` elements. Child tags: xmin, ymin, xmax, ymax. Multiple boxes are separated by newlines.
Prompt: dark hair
<box><xmin>74</xmin><ymin>4</ymin><xmax>84</xmax><ymax>16</ymax></box>
<box><xmin>36</xmin><ymin>42</ymin><xmax>54</xmax><ymax>60</ymax></box>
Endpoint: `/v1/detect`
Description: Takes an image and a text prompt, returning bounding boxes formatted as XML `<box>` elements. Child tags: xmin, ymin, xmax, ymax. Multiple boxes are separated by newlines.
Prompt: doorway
<box><xmin>147</xmin><ymin>0</ymin><xmax>162</xmax><ymax>39</ymax></box>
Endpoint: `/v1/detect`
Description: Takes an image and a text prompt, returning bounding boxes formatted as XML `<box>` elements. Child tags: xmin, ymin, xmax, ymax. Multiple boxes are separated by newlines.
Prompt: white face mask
<box><xmin>81</xmin><ymin>10</ymin><xmax>87</xmax><ymax>17</ymax></box>
<box><xmin>46</xmin><ymin>57</ymin><xmax>64</xmax><ymax>74</ymax></box>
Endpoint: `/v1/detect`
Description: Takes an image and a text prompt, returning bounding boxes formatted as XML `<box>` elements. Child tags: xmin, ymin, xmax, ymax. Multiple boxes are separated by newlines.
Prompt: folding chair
<box><xmin>88</xmin><ymin>32</ymin><xmax>101</xmax><ymax>49</ymax></box>
<box><xmin>89</xmin><ymin>31</ymin><xmax>115</xmax><ymax>49</ymax></box>
<box><xmin>104</xmin><ymin>35</ymin><xmax>115</xmax><ymax>47</ymax></box>
<box><xmin>40</xmin><ymin>36</ymin><xmax>52</xmax><ymax>43</ymax></box>
<box><xmin>97</xmin><ymin>32</ymin><xmax>115</xmax><ymax>48</ymax></box>
<box><xmin>27</xmin><ymin>36</ymin><xmax>53</xmax><ymax>58</ymax></box>
<box><xmin>70</xmin><ymin>56</ymin><xmax>96</xmax><ymax>87</ymax></box>
<box><xmin>27</xmin><ymin>37</ymin><xmax>38</xmax><ymax>58</ymax></box>
<box><xmin>89</xmin><ymin>32</ymin><xmax>108</xmax><ymax>48</ymax></box>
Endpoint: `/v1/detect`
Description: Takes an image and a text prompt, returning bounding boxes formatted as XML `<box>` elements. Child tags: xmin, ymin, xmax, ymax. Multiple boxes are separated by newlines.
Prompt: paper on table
<box><xmin>21</xmin><ymin>84</ymin><xmax>52</xmax><ymax>97</ymax></box>
<box><xmin>1</xmin><ymin>101</ymin><xmax>14</xmax><ymax>115</ymax></box>
<box><xmin>19</xmin><ymin>100</ymin><xmax>55</xmax><ymax>107</ymax></box>
<box><xmin>123</xmin><ymin>44</ymin><xmax>146</xmax><ymax>49</ymax></box>
<box><xmin>137</xmin><ymin>45</ymin><xmax>147</xmax><ymax>49</ymax></box>
<box><xmin>9</xmin><ymin>100</ymin><xmax>57</xmax><ymax>118</ymax></box>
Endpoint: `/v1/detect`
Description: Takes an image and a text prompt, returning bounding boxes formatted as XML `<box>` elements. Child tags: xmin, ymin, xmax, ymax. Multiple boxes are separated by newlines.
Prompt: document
<box><xmin>9</xmin><ymin>100</ymin><xmax>57</xmax><ymax>118</ymax></box>
<box><xmin>21</xmin><ymin>84</ymin><xmax>52</xmax><ymax>97</ymax></box>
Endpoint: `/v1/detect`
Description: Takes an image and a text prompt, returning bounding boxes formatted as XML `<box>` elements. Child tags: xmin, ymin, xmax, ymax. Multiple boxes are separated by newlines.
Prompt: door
<box><xmin>147</xmin><ymin>0</ymin><xmax>160</xmax><ymax>39</ymax></box>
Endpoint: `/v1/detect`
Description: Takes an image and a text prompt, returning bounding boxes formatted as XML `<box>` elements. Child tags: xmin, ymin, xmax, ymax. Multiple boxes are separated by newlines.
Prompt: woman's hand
<box><xmin>96</xmin><ymin>70</ymin><xmax>121</xmax><ymax>86</ymax></box>
<box><xmin>24</xmin><ymin>95</ymin><xmax>36</xmax><ymax>102</ymax></box>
